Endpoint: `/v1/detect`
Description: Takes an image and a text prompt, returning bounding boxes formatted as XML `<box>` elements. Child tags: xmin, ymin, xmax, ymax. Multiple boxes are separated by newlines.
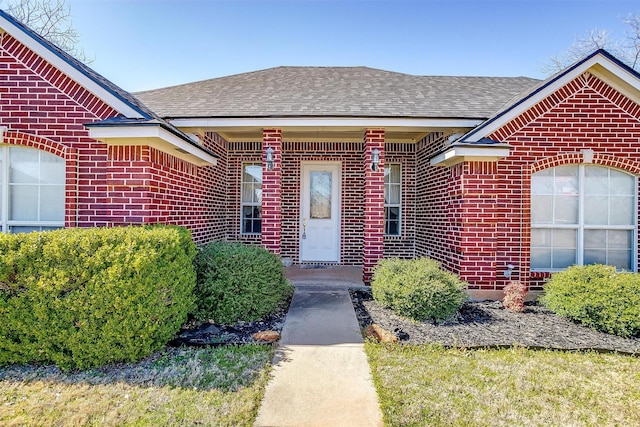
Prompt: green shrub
<box><xmin>0</xmin><ymin>225</ymin><xmax>196</xmax><ymax>370</ymax></box>
<box><xmin>541</xmin><ymin>264</ymin><xmax>640</xmax><ymax>338</ymax></box>
<box><xmin>372</xmin><ymin>257</ymin><xmax>467</xmax><ymax>322</ymax></box>
<box><xmin>193</xmin><ymin>241</ymin><xmax>293</xmax><ymax>324</ymax></box>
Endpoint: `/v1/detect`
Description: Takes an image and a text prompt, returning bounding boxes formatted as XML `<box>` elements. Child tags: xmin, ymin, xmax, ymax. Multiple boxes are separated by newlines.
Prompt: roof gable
<box><xmin>461</xmin><ymin>49</ymin><xmax>640</xmax><ymax>142</ymax></box>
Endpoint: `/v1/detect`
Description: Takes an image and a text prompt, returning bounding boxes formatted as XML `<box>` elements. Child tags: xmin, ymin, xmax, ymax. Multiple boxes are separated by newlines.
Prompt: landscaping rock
<box><xmin>253</xmin><ymin>330</ymin><xmax>281</xmax><ymax>343</ymax></box>
<box><xmin>365</xmin><ymin>324</ymin><xmax>398</xmax><ymax>343</ymax></box>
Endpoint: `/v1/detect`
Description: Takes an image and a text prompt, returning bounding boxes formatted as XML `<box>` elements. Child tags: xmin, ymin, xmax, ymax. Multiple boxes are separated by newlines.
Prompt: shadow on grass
<box><xmin>0</xmin><ymin>343</ymin><xmax>276</xmax><ymax>392</ymax></box>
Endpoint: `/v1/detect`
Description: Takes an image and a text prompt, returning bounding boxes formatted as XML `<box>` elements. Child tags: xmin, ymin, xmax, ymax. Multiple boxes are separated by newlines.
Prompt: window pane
<box><xmin>609</xmin><ymin>250</ymin><xmax>632</xmax><ymax>271</ymax></box>
<box><xmin>40</xmin><ymin>152</ymin><xmax>65</xmax><ymax>184</ymax></box>
<box><xmin>386</xmin><ymin>184</ymin><xmax>401</xmax><ymax>204</ymax></box>
<box><xmin>553</xmin><ymin>249</ymin><xmax>576</xmax><ymax>269</ymax></box>
<box><xmin>554</xmin><ymin>165</ymin><xmax>578</xmax><ymax>195</ymax></box>
<box><xmin>610</xmin><ymin>169</ymin><xmax>634</xmax><ymax>196</ymax></box>
<box><xmin>531</xmin><ymin>248</ymin><xmax>551</xmax><ymax>269</ymax></box>
<box><xmin>243</xmin><ymin>165</ymin><xmax>262</xmax><ymax>184</ymax></box>
<box><xmin>8</xmin><ymin>226</ymin><xmax>61</xmax><ymax>233</ymax></box>
<box><xmin>531</xmin><ymin>169</ymin><xmax>554</xmax><ymax>194</ymax></box>
<box><xmin>585</xmin><ymin>166</ymin><xmax>608</xmax><ymax>195</ymax></box>
<box><xmin>584</xmin><ymin>229</ymin><xmax>606</xmax><ymax>249</ymax></box>
<box><xmin>9</xmin><ymin>148</ymin><xmax>39</xmax><ymax>184</ymax></box>
<box><xmin>531</xmin><ymin>228</ymin><xmax>550</xmax><ymax>247</ymax></box>
<box><xmin>610</xmin><ymin>196</ymin><xmax>634</xmax><ymax>225</ymax></box>
<box><xmin>608</xmin><ymin>230</ymin><xmax>632</xmax><ymax>249</ymax></box>
<box><xmin>554</xmin><ymin>228</ymin><xmax>576</xmax><ymax>248</ymax></box>
<box><xmin>40</xmin><ymin>185</ymin><xmax>65</xmax><ymax>221</ymax></box>
<box><xmin>584</xmin><ymin>249</ymin><xmax>607</xmax><ymax>265</ymax></box>
<box><xmin>554</xmin><ymin>195</ymin><xmax>578</xmax><ymax>224</ymax></box>
<box><xmin>531</xmin><ymin>195</ymin><xmax>553</xmax><ymax>223</ymax></box>
<box><xmin>9</xmin><ymin>185</ymin><xmax>38</xmax><ymax>221</ymax></box>
<box><xmin>584</xmin><ymin>195</ymin><xmax>608</xmax><ymax>225</ymax></box>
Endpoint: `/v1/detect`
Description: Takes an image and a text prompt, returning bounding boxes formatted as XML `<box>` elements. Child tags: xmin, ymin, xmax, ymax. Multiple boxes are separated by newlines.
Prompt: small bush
<box><xmin>371</xmin><ymin>257</ymin><xmax>467</xmax><ymax>323</ymax></box>
<box><xmin>503</xmin><ymin>281</ymin><xmax>527</xmax><ymax>312</ymax></box>
<box><xmin>193</xmin><ymin>241</ymin><xmax>293</xmax><ymax>324</ymax></box>
<box><xmin>0</xmin><ymin>226</ymin><xmax>196</xmax><ymax>370</ymax></box>
<box><xmin>541</xmin><ymin>264</ymin><xmax>640</xmax><ymax>338</ymax></box>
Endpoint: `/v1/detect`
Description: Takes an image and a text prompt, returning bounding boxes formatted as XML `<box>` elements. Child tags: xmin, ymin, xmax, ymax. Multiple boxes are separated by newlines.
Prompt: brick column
<box><xmin>261</xmin><ymin>129</ymin><xmax>282</xmax><ymax>255</ymax></box>
<box><xmin>363</xmin><ymin>129</ymin><xmax>385</xmax><ymax>284</ymax></box>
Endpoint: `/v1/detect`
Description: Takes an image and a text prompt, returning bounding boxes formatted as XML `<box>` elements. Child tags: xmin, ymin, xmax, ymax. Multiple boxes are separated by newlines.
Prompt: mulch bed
<box><xmin>350</xmin><ymin>289</ymin><xmax>640</xmax><ymax>354</ymax></box>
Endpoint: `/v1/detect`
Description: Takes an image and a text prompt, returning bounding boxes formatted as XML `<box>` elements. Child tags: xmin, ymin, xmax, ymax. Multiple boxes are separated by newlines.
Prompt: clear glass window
<box><xmin>531</xmin><ymin>165</ymin><xmax>636</xmax><ymax>271</ymax></box>
<box><xmin>384</xmin><ymin>164</ymin><xmax>401</xmax><ymax>236</ymax></box>
<box><xmin>1</xmin><ymin>147</ymin><xmax>65</xmax><ymax>233</ymax></box>
<box><xmin>241</xmin><ymin>163</ymin><xmax>262</xmax><ymax>234</ymax></box>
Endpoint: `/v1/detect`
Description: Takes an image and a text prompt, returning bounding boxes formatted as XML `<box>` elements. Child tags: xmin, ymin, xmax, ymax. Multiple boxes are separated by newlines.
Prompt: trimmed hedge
<box><xmin>0</xmin><ymin>225</ymin><xmax>196</xmax><ymax>370</ymax></box>
<box><xmin>541</xmin><ymin>264</ymin><xmax>640</xmax><ymax>338</ymax></box>
<box><xmin>193</xmin><ymin>241</ymin><xmax>293</xmax><ymax>324</ymax></box>
<box><xmin>372</xmin><ymin>257</ymin><xmax>467</xmax><ymax>323</ymax></box>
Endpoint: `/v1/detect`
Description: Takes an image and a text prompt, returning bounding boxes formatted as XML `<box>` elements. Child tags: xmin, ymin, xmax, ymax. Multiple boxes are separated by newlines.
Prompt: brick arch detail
<box><xmin>530</xmin><ymin>152</ymin><xmax>640</xmax><ymax>175</ymax></box>
<box><xmin>2</xmin><ymin>130</ymin><xmax>78</xmax><ymax>228</ymax></box>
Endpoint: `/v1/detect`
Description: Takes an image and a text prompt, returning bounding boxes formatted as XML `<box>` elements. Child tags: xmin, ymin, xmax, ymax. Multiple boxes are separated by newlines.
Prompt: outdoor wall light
<box><xmin>371</xmin><ymin>148</ymin><xmax>380</xmax><ymax>171</ymax></box>
<box><xmin>265</xmin><ymin>147</ymin><xmax>274</xmax><ymax>170</ymax></box>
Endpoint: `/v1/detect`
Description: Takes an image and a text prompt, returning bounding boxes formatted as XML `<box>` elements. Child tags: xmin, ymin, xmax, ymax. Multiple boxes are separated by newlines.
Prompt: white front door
<box><xmin>300</xmin><ymin>162</ymin><xmax>341</xmax><ymax>262</ymax></box>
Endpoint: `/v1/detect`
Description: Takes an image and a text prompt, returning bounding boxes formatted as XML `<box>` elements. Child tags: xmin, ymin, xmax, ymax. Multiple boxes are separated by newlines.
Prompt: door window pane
<box><xmin>309</xmin><ymin>171</ymin><xmax>332</xmax><ymax>219</ymax></box>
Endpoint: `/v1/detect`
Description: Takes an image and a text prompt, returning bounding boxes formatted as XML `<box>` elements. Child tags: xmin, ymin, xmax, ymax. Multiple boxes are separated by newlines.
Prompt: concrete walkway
<box><xmin>254</xmin><ymin>267</ymin><xmax>383</xmax><ymax>426</ymax></box>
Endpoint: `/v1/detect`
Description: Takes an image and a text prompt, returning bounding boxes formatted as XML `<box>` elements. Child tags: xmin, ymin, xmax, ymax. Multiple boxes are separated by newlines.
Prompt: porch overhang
<box><xmin>86</xmin><ymin>121</ymin><xmax>218</xmax><ymax>166</ymax></box>
<box><xmin>430</xmin><ymin>141</ymin><xmax>511</xmax><ymax>167</ymax></box>
<box><xmin>169</xmin><ymin>117</ymin><xmax>484</xmax><ymax>143</ymax></box>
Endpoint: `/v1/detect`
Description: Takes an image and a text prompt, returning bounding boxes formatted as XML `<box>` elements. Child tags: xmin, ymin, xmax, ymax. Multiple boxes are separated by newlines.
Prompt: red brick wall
<box><xmin>1</xmin><ymin>33</ymin><xmax>225</xmax><ymax>243</ymax></box>
<box><xmin>363</xmin><ymin>129</ymin><xmax>385</xmax><ymax>282</ymax></box>
<box><xmin>415</xmin><ymin>132</ymin><xmax>463</xmax><ymax>273</ymax></box>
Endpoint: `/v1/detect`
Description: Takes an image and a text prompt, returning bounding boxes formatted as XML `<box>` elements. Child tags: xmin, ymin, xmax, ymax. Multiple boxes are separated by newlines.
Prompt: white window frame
<box><xmin>531</xmin><ymin>164</ymin><xmax>638</xmax><ymax>272</ymax></box>
<box><xmin>240</xmin><ymin>162</ymin><xmax>262</xmax><ymax>235</ymax></box>
<box><xmin>0</xmin><ymin>146</ymin><xmax>65</xmax><ymax>233</ymax></box>
<box><xmin>384</xmin><ymin>163</ymin><xmax>402</xmax><ymax>236</ymax></box>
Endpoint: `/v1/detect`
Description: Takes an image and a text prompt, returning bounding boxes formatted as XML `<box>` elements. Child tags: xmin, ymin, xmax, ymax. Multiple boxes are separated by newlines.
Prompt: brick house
<box><xmin>2</xmin><ymin>10</ymin><xmax>640</xmax><ymax>299</ymax></box>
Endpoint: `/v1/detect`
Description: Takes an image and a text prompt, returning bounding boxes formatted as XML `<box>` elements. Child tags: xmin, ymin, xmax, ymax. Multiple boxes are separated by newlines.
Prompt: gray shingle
<box><xmin>134</xmin><ymin>66</ymin><xmax>541</xmax><ymax>119</ymax></box>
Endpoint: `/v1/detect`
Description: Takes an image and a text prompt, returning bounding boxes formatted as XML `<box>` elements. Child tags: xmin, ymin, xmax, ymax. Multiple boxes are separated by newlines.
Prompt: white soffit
<box><xmin>0</xmin><ymin>14</ymin><xmax>145</xmax><ymax>119</ymax></box>
<box><xmin>463</xmin><ymin>52</ymin><xmax>640</xmax><ymax>143</ymax></box>
<box><xmin>88</xmin><ymin>125</ymin><xmax>217</xmax><ymax>166</ymax></box>
<box><xmin>430</xmin><ymin>144</ymin><xmax>511</xmax><ymax>167</ymax></box>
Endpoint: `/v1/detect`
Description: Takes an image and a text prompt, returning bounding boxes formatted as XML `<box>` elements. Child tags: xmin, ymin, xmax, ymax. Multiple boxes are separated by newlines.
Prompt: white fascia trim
<box><xmin>0</xmin><ymin>126</ymin><xmax>6</xmax><ymax>143</ymax></box>
<box><xmin>0</xmin><ymin>15</ymin><xmax>144</xmax><ymax>119</ymax></box>
<box><xmin>170</xmin><ymin>117</ymin><xmax>484</xmax><ymax>129</ymax></box>
<box><xmin>430</xmin><ymin>145</ymin><xmax>511</xmax><ymax>167</ymax></box>
<box><xmin>88</xmin><ymin>125</ymin><xmax>218</xmax><ymax>166</ymax></box>
<box><xmin>464</xmin><ymin>53</ymin><xmax>640</xmax><ymax>142</ymax></box>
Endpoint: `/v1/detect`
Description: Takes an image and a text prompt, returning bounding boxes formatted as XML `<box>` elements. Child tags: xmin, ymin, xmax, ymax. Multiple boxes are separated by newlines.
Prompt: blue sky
<box><xmin>65</xmin><ymin>0</ymin><xmax>640</xmax><ymax>92</ymax></box>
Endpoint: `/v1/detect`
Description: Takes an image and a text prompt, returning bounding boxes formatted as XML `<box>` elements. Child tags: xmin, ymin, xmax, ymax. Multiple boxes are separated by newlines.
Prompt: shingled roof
<box><xmin>134</xmin><ymin>66</ymin><xmax>541</xmax><ymax>119</ymax></box>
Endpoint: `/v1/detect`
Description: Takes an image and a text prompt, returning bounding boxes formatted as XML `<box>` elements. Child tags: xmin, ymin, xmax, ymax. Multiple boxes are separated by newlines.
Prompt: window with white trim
<box><xmin>240</xmin><ymin>163</ymin><xmax>262</xmax><ymax>234</ymax></box>
<box><xmin>384</xmin><ymin>163</ymin><xmax>401</xmax><ymax>236</ymax></box>
<box><xmin>0</xmin><ymin>146</ymin><xmax>65</xmax><ymax>233</ymax></box>
<box><xmin>531</xmin><ymin>164</ymin><xmax>637</xmax><ymax>271</ymax></box>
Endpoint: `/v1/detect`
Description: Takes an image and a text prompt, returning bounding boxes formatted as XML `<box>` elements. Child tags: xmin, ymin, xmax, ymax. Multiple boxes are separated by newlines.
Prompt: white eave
<box><xmin>430</xmin><ymin>143</ymin><xmax>511</xmax><ymax>167</ymax></box>
<box><xmin>0</xmin><ymin>14</ymin><xmax>145</xmax><ymax>119</ymax></box>
<box><xmin>88</xmin><ymin>125</ymin><xmax>217</xmax><ymax>166</ymax></box>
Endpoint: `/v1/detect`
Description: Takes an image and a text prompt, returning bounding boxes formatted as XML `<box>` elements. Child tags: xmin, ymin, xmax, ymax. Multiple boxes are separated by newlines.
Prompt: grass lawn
<box><xmin>366</xmin><ymin>343</ymin><xmax>640</xmax><ymax>427</ymax></box>
<box><xmin>0</xmin><ymin>344</ymin><xmax>274</xmax><ymax>427</ymax></box>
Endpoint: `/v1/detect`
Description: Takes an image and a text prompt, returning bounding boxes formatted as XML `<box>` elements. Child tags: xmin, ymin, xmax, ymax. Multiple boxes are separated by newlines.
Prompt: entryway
<box><xmin>300</xmin><ymin>162</ymin><xmax>341</xmax><ymax>262</ymax></box>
